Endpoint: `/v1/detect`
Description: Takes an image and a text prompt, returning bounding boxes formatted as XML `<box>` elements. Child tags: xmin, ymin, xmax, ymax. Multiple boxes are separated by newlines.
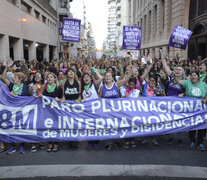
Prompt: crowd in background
<box><xmin>0</xmin><ymin>50</ymin><xmax>207</xmax><ymax>154</ymax></box>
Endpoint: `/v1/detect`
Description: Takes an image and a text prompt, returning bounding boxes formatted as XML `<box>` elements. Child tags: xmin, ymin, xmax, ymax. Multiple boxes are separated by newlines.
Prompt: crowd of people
<box><xmin>0</xmin><ymin>50</ymin><xmax>207</xmax><ymax>154</ymax></box>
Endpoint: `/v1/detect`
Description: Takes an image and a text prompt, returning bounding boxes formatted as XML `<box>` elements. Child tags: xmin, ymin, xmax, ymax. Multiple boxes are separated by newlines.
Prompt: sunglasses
<box><xmin>35</xmin><ymin>74</ymin><xmax>41</xmax><ymax>78</ymax></box>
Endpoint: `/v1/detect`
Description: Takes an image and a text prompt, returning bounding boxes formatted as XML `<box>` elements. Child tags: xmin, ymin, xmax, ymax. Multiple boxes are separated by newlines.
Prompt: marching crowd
<box><xmin>0</xmin><ymin>50</ymin><xmax>207</xmax><ymax>154</ymax></box>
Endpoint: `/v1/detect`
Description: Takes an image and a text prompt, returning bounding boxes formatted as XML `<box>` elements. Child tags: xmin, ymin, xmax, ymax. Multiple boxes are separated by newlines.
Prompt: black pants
<box><xmin>88</xmin><ymin>141</ymin><xmax>99</xmax><ymax>145</ymax></box>
<box><xmin>189</xmin><ymin>129</ymin><xmax>205</xmax><ymax>145</ymax></box>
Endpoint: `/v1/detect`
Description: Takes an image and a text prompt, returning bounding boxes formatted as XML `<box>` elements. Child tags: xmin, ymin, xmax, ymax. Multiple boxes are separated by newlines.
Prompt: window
<box><xmin>7</xmin><ymin>0</ymin><xmax>16</xmax><ymax>5</ymax></box>
<box><xmin>161</xmin><ymin>0</ymin><xmax>165</xmax><ymax>30</ymax></box>
<box><xmin>21</xmin><ymin>0</ymin><xmax>31</xmax><ymax>14</ymax></box>
<box><xmin>42</xmin><ymin>15</ymin><xmax>46</xmax><ymax>23</ymax></box>
<box><xmin>34</xmin><ymin>10</ymin><xmax>40</xmax><ymax>20</ymax></box>
<box><xmin>59</xmin><ymin>0</ymin><xmax>67</xmax><ymax>8</ymax></box>
<box><xmin>149</xmin><ymin>10</ymin><xmax>151</xmax><ymax>38</ymax></box>
<box><xmin>144</xmin><ymin>15</ymin><xmax>146</xmax><ymax>40</ymax></box>
<box><xmin>154</xmin><ymin>5</ymin><xmax>157</xmax><ymax>35</ymax></box>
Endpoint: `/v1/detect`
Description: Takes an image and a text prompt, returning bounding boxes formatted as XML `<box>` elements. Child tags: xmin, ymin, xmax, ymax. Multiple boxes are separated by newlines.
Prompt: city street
<box><xmin>1</xmin><ymin>0</ymin><xmax>207</xmax><ymax>179</ymax></box>
<box><xmin>1</xmin><ymin>133</ymin><xmax>207</xmax><ymax>179</ymax></box>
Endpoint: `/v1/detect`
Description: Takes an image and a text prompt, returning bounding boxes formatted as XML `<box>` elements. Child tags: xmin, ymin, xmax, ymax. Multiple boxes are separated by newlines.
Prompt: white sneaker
<box><xmin>31</xmin><ymin>145</ymin><xmax>37</xmax><ymax>153</ymax></box>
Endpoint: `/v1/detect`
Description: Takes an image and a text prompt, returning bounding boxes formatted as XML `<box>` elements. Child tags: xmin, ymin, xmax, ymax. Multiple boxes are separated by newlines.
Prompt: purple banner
<box><xmin>62</xmin><ymin>17</ymin><xmax>81</xmax><ymax>42</ymax></box>
<box><xmin>168</xmin><ymin>25</ymin><xmax>193</xmax><ymax>50</ymax></box>
<box><xmin>0</xmin><ymin>80</ymin><xmax>207</xmax><ymax>143</ymax></box>
<box><xmin>122</xmin><ymin>26</ymin><xmax>141</xmax><ymax>50</ymax></box>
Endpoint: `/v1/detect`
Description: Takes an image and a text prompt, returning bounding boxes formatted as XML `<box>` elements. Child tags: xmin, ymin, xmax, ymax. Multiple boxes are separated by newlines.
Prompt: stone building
<box><xmin>107</xmin><ymin>0</ymin><xmax>117</xmax><ymax>50</ymax></box>
<box><xmin>0</xmin><ymin>0</ymin><xmax>74</xmax><ymax>63</ymax></box>
<box><xmin>188</xmin><ymin>0</ymin><xmax>207</xmax><ymax>60</ymax></box>
<box><xmin>0</xmin><ymin>0</ymin><xmax>59</xmax><ymax>63</ymax></box>
<box><xmin>128</xmin><ymin>0</ymin><xmax>190</xmax><ymax>60</ymax></box>
<box><xmin>127</xmin><ymin>0</ymin><xmax>207</xmax><ymax>60</ymax></box>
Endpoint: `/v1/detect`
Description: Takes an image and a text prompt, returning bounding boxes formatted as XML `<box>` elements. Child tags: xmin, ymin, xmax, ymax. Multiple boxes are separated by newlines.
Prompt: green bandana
<box><xmin>100</xmin><ymin>69</ymin><xmax>106</xmax><ymax>76</ymax></box>
<box><xmin>199</xmin><ymin>72</ymin><xmax>207</xmax><ymax>82</ymax></box>
<box><xmin>84</xmin><ymin>82</ymin><xmax>92</xmax><ymax>93</ymax></box>
<box><xmin>13</xmin><ymin>83</ymin><xmax>23</xmax><ymax>95</ymax></box>
<box><xmin>58</xmin><ymin>79</ymin><xmax>66</xmax><ymax>84</ymax></box>
<box><xmin>173</xmin><ymin>77</ymin><xmax>182</xmax><ymax>86</ymax></box>
<box><xmin>47</xmin><ymin>83</ymin><xmax>56</xmax><ymax>93</ymax></box>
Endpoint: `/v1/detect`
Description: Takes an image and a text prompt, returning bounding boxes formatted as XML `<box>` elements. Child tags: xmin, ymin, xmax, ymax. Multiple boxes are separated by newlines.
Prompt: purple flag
<box><xmin>168</xmin><ymin>25</ymin><xmax>192</xmax><ymax>50</ymax></box>
<box><xmin>62</xmin><ymin>17</ymin><xmax>81</xmax><ymax>42</ymax></box>
<box><xmin>122</xmin><ymin>26</ymin><xmax>141</xmax><ymax>50</ymax></box>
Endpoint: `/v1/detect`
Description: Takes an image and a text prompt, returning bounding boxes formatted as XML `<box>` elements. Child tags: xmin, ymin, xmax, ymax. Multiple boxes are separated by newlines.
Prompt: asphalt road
<box><xmin>1</xmin><ymin>133</ymin><xmax>207</xmax><ymax>179</ymax></box>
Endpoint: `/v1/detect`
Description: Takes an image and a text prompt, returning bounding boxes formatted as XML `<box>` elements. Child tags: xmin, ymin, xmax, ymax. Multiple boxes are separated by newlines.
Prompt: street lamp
<box><xmin>20</xmin><ymin>18</ymin><xmax>27</xmax><ymax>22</ymax></box>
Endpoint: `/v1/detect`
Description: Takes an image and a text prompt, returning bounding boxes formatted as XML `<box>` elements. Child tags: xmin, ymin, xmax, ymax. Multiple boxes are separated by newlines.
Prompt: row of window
<box><xmin>129</xmin><ymin>0</ymin><xmax>167</xmax><ymax>42</ymax></box>
<box><xmin>7</xmin><ymin>0</ymin><xmax>57</xmax><ymax>30</ymax></box>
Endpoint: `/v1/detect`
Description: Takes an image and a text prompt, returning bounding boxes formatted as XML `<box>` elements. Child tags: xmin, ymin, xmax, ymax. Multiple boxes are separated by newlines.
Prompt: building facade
<box><xmin>126</xmin><ymin>0</ymin><xmax>193</xmax><ymax>60</ymax></box>
<box><xmin>0</xmin><ymin>0</ymin><xmax>59</xmax><ymax>63</ymax></box>
<box><xmin>115</xmin><ymin>0</ymin><xmax>130</xmax><ymax>50</ymax></box>
<box><xmin>57</xmin><ymin>0</ymin><xmax>73</xmax><ymax>60</ymax></box>
<box><xmin>107</xmin><ymin>0</ymin><xmax>117</xmax><ymax>50</ymax></box>
<box><xmin>188</xmin><ymin>0</ymin><xmax>207</xmax><ymax>60</ymax></box>
<box><xmin>0</xmin><ymin>0</ymin><xmax>75</xmax><ymax>63</ymax></box>
<box><xmin>70</xmin><ymin>0</ymin><xmax>94</xmax><ymax>59</ymax></box>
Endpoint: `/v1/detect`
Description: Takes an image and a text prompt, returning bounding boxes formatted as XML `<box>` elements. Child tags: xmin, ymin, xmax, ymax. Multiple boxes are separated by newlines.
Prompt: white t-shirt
<box><xmin>82</xmin><ymin>83</ymin><xmax>99</xmax><ymax>101</ymax></box>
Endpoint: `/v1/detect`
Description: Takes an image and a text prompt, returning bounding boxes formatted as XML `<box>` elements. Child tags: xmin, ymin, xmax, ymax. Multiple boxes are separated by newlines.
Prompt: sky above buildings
<box><xmin>70</xmin><ymin>0</ymin><xmax>108</xmax><ymax>49</ymax></box>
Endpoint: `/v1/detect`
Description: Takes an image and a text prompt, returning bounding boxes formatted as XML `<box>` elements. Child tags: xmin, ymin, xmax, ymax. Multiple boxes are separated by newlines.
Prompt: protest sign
<box><xmin>62</xmin><ymin>17</ymin><xmax>81</xmax><ymax>42</ymax></box>
<box><xmin>0</xmin><ymin>81</ymin><xmax>207</xmax><ymax>143</ymax></box>
<box><xmin>122</xmin><ymin>26</ymin><xmax>141</xmax><ymax>50</ymax></box>
<box><xmin>168</xmin><ymin>25</ymin><xmax>192</xmax><ymax>50</ymax></box>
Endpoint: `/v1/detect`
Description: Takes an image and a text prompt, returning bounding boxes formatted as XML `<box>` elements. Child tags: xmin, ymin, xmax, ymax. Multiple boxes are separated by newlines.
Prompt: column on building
<box><xmin>144</xmin><ymin>49</ymin><xmax>148</xmax><ymax>56</ymax></box>
<box><xmin>149</xmin><ymin>48</ymin><xmax>155</xmax><ymax>59</ymax></box>
<box><xmin>13</xmin><ymin>38</ymin><xmax>23</xmax><ymax>60</ymax></box>
<box><xmin>155</xmin><ymin>47</ymin><xmax>160</xmax><ymax>59</ymax></box>
<box><xmin>0</xmin><ymin>35</ymin><xmax>10</xmax><ymax>64</ymax></box>
<box><xmin>53</xmin><ymin>46</ymin><xmax>57</xmax><ymax>59</ymax></box>
<box><xmin>43</xmin><ymin>44</ymin><xmax>49</xmax><ymax>62</ymax></box>
<box><xmin>169</xmin><ymin>47</ymin><xmax>174</xmax><ymax>60</ymax></box>
<box><xmin>162</xmin><ymin>46</ymin><xmax>168</xmax><ymax>58</ymax></box>
<box><xmin>29</xmin><ymin>42</ymin><xmax>36</xmax><ymax>61</ymax></box>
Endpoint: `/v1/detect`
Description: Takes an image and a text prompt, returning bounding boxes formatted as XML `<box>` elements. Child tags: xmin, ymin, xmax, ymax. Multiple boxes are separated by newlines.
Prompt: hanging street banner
<box><xmin>0</xmin><ymin>80</ymin><xmax>207</xmax><ymax>143</ymax></box>
<box><xmin>122</xmin><ymin>26</ymin><xmax>141</xmax><ymax>50</ymax></box>
<box><xmin>168</xmin><ymin>25</ymin><xmax>193</xmax><ymax>50</ymax></box>
<box><xmin>62</xmin><ymin>17</ymin><xmax>81</xmax><ymax>42</ymax></box>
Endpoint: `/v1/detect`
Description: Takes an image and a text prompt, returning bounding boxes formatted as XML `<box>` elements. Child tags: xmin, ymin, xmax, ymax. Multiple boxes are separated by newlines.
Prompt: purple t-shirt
<box><xmin>102</xmin><ymin>82</ymin><xmax>119</xmax><ymax>98</ymax></box>
<box><xmin>167</xmin><ymin>72</ymin><xmax>184</xmax><ymax>96</ymax></box>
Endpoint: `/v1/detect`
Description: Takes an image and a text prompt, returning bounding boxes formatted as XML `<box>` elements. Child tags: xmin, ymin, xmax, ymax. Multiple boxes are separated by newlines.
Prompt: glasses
<box><xmin>35</xmin><ymin>74</ymin><xmax>41</xmax><ymax>78</ymax></box>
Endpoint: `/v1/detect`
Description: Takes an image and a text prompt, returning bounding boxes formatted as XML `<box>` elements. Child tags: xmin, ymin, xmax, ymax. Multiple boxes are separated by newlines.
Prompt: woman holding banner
<box><xmin>175</xmin><ymin>71</ymin><xmax>207</xmax><ymax>151</ymax></box>
<box><xmin>29</xmin><ymin>71</ymin><xmax>45</xmax><ymax>152</ymax></box>
<box><xmin>0</xmin><ymin>72</ymin><xmax>29</xmax><ymax>154</ymax></box>
<box><xmin>140</xmin><ymin>74</ymin><xmax>165</xmax><ymax>145</ymax></box>
<box><xmin>61</xmin><ymin>68</ymin><xmax>81</xmax><ymax>149</ymax></box>
<box><xmin>161</xmin><ymin>52</ymin><xmax>185</xmax><ymax>145</ymax></box>
<box><xmin>80</xmin><ymin>67</ymin><xmax>102</xmax><ymax>150</ymax></box>
<box><xmin>99</xmin><ymin>62</ymin><xmax>132</xmax><ymax>150</ymax></box>
<box><xmin>121</xmin><ymin>77</ymin><xmax>140</xmax><ymax>149</ymax></box>
<box><xmin>41</xmin><ymin>72</ymin><xmax>63</xmax><ymax>152</ymax></box>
